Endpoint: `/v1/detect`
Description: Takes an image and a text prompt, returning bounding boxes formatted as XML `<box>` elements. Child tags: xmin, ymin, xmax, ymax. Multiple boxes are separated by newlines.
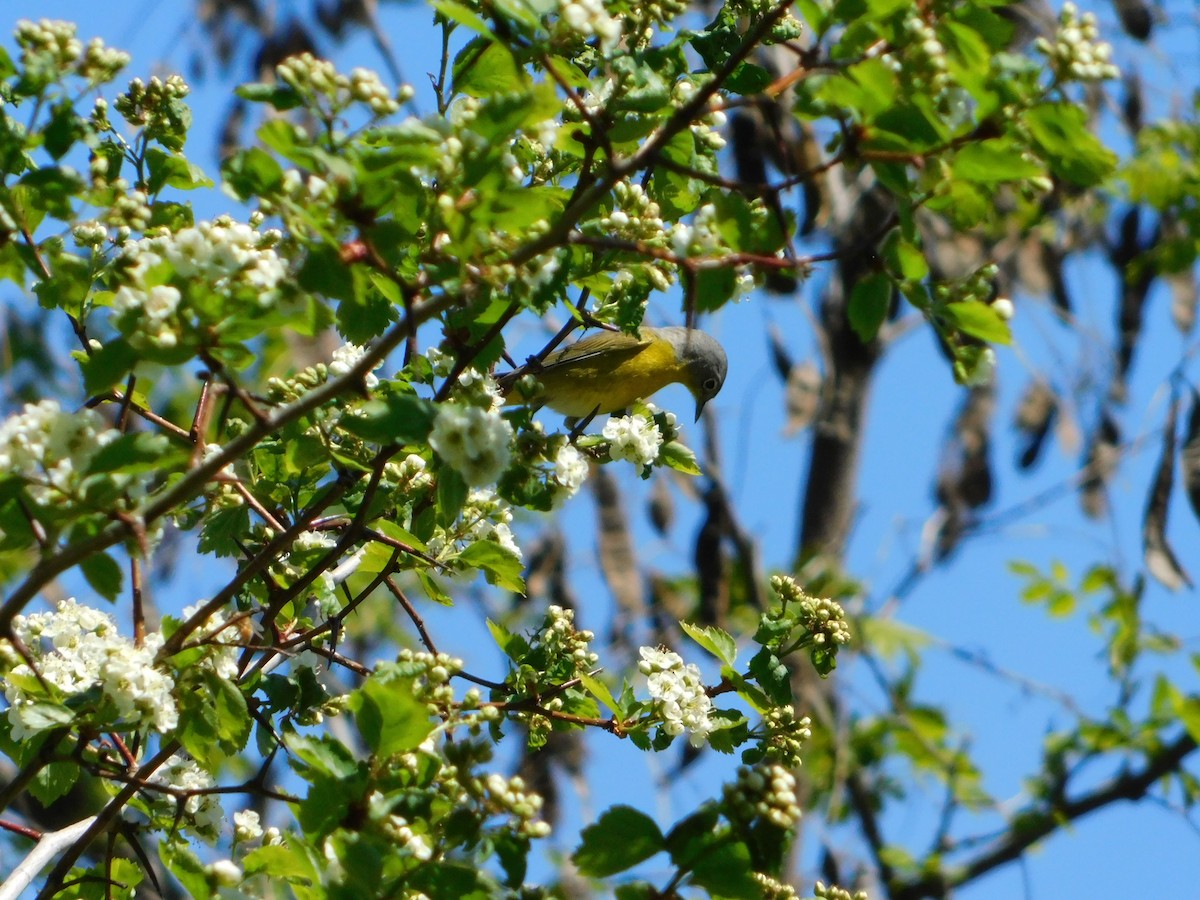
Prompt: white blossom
<box><xmin>553</xmin><ymin>443</ymin><xmax>589</xmax><ymax>498</ymax></box>
<box><xmin>233</xmin><ymin>809</ymin><xmax>263</xmax><ymax>842</ymax></box>
<box><xmin>3</xmin><ymin>599</ymin><xmax>178</xmax><ymax>740</ymax></box>
<box><xmin>638</xmin><ymin>646</ymin><xmax>715</xmax><ymax>747</ymax></box>
<box><xmin>429</xmin><ymin>404</ymin><xmax>513</xmax><ymax>486</ymax></box>
<box><xmin>603</xmin><ymin>413</ymin><xmax>663</xmax><ymax>468</ymax></box>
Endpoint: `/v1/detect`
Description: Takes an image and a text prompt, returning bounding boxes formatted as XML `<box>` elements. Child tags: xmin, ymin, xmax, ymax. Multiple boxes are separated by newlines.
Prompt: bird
<box><xmin>499</xmin><ymin>326</ymin><xmax>727</xmax><ymax>422</ymax></box>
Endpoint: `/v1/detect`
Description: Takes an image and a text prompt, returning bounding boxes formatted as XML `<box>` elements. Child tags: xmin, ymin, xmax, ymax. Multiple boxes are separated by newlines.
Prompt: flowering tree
<box><xmin>1</xmin><ymin>2</ymin><xmax>1197</xmax><ymax>899</ymax></box>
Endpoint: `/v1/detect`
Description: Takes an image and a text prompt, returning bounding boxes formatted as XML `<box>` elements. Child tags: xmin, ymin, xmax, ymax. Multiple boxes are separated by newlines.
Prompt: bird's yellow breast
<box><xmin>538</xmin><ymin>335</ymin><xmax>686</xmax><ymax>417</ymax></box>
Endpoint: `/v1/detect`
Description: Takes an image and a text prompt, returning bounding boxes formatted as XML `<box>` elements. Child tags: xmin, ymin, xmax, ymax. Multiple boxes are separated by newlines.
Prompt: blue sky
<box><xmin>5</xmin><ymin>2</ymin><xmax>1200</xmax><ymax>897</ymax></box>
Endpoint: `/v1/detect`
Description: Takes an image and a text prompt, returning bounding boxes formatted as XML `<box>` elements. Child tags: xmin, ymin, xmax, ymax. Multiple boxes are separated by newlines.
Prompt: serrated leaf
<box><xmin>680</xmin><ymin>621</ymin><xmax>737</xmax><ymax>665</ymax></box>
<box><xmin>748</xmin><ymin>647</ymin><xmax>792</xmax><ymax>705</ymax></box>
<box><xmin>688</xmin><ymin>839</ymin><xmax>759</xmax><ymax>898</ymax></box>
<box><xmin>659</xmin><ymin>440</ymin><xmax>701</xmax><ymax>476</ymax></box>
<box><xmin>350</xmin><ymin>674</ymin><xmax>435</xmax><ymax>756</ymax></box>
<box><xmin>579</xmin><ymin>673</ymin><xmax>621</xmax><ymax>714</ymax></box>
<box><xmin>573</xmin><ymin>806</ymin><xmax>664</xmax><ymax>877</ymax></box>
<box><xmin>458</xmin><ymin>539</ymin><xmax>526</xmax><ymax>593</ymax></box>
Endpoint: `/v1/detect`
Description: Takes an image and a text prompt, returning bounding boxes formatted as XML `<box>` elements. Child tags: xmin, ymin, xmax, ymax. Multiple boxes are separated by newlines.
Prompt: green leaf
<box><xmin>659</xmin><ymin>440</ymin><xmax>702</xmax><ymax>476</ymax></box>
<box><xmin>952</xmin><ymin>139</ymin><xmax>1043</xmax><ymax>184</ymax></box>
<box><xmin>573</xmin><ymin>805</ymin><xmax>665</xmax><ymax>877</ymax></box>
<box><xmin>80</xmin><ymin>551</ymin><xmax>122</xmax><ymax>602</ymax></box>
<box><xmin>579</xmin><ymin>673</ymin><xmax>621</xmax><ymax>714</ymax></box>
<box><xmin>145</xmin><ymin>148</ymin><xmax>213</xmax><ymax>193</ymax></box>
<box><xmin>943</xmin><ymin>301</ymin><xmax>1012</xmax><ymax>344</ymax></box>
<box><xmin>350</xmin><ymin>674</ymin><xmax>435</xmax><ymax>756</ymax></box>
<box><xmin>222</xmin><ymin>146</ymin><xmax>285</xmax><ymax>200</ymax></box>
<box><xmin>243</xmin><ymin>842</ymin><xmax>322</xmax><ymax>887</ymax></box>
<box><xmin>160</xmin><ymin>839</ymin><xmax>210</xmax><ymax>900</ymax></box>
<box><xmin>430</xmin><ymin>0</ymin><xmax>494</xmax><ymax>37</ymax></box>
<box><xmin>748</xmin><ymin>647</ymin><xmax>792</xmax><ymax>706</ymax></box>
<box><xmin>28</xmin><ymin>760</ymin><xmax>78</xmax><ymax>806</ymax></box>
<box><xmin>235</xmin><ymin>82</ymin><xmax>304</xmax><ymax>111</ymax></box>
<box><xmin>436</xmin><ymin>466</ymin><xmax>469</xmax><ymax>527</ymax></box>
<box><xmin>80</xmin><ymin>337</ymin><xmax>139</xmax><ymax>395</ymax></box>
<box><xmin>680</xmin><ymin>621</ymin><xmax>737</xmax><ymax>666</ymax></box>
<box><xmin>688</xmin><ymin>840</ymin><xmax>760</xmax><ymax>898</ymax></box>
<box><xmin>487</xmin><ymin>617</ymin><xmax>529</xmax><ymax>661</ymax></box>
<box><xmin>453</xmin><ymin>39</ymin><xmax>528</xmax><ymax>97</ymax></box>
<box><xmin>208</xmin><ymin>671</ymin><xmax>252</xmax><ymax>752</ymax></box>
<box><xmin>848</xmin><ymin>272</ymin><xmax>891</xmax><ymax>342</ymax></box>
<box><xmin>87</xmin><ymin>433</ymin><xmax>172</xmax><ymax>475</ymax></box>
<box><xmin>694</xmin><ymin>267</ymin><xmax>737</xmax><ymax>313</ymax></box>
<box><xmin>340</xmin><ymin>393</ymin><xmax>437</xmax><ymax>445</ymax></box>
<box><xmin>1025</xmin><ymin>102</ymin><xmax>1117</xmax><ymax>186</ymax></box>
<box><xmin>458</xmin><ymin>539</ymin><xmax>526</xmax><ymax>593</ymax></box>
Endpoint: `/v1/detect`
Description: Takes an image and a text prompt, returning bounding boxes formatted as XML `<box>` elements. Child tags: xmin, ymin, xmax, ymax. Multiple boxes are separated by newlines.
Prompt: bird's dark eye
<box><xmin>704</xmin><ymin>377</ymin><xmax>719</xmax><ymax>392</ymax></box>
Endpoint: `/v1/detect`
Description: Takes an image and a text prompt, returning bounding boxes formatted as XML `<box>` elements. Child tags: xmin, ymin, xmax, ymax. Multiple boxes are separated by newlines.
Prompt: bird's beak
<box><xmin>694</xmin><ymin>399</ymin><xmax>707</xmax><ymax>422</ymax></box>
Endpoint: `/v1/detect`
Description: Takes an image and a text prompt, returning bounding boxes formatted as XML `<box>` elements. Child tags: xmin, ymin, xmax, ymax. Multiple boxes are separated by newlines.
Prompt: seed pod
<box><xmin>784</xmin><ymin>360</ymin><xmax>823</xmax><ymax>436</ymax></box>
<box><xmin>694</xmin><ymin>484</ymin><xmax>728</xmax><ymax>628</ymax></box>
<box><xmin>1169</xmin><ymin>268</ymin><xmax>1198</xmax><ymax>335</ymax></box>
<box><xmin>936</xmin><ymin>384</ymin><xmax>995</xmax><ymax>510</ymax></box>
<box><xmin>1080</xmin><ymin>413</ymin><xmax>1120</xmax><ymax>519</ymax></box>
<box><xmin>1142</xmin><ymin>396</ymin><xmax>1190</xmax><ymax>590</ymax></box>
<box><xmin>591</xmin><ymin>467</ymin><xmax>643</xmax><ymax>646</ymax></box>
<box><xmin>1181</xmin><ymin>389</ymin><xmax>1200</xmax><ymax>524</ymax></box>
<box><xmin>1113</xmin><ymin>0</ymin><xmax>1153</xmax><ymax>41</ymax></box>
<box><xmin>648</xmin><ymin>475</ymin><xmax>674</xmax><ymax>538</ymax></box>
<box><xmin>1014</xmin><ymin>379</ymin><xmax>1057</xmax><ymax>470</ymax></box>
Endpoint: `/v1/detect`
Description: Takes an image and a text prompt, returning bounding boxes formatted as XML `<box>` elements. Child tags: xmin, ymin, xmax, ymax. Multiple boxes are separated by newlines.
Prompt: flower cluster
<box><xmin>2</xmin><ymin>599</ymin><xmax>178</xmax><ymax>740</ymax></box>
<box><xmin>379</xmin><ymin>813</ymin><xmax>434</xmax><ymax>861</ymax></box>
<box><xmin>752</xmin><ymin>872</ymin><xmax>801</xmax><ymax>900</ymax></box>
<box><xmin>601</xmin><ymin>181</ymin><xmax>667</xmax><ymax>243</ymax></box>
<box><xmin>670</xmin><ymin>202</ymin><xmax>725</xmax><ymax>258</ymax></box>
<box><xmin>554</xmin><ymin>0</ymin><xmax>622</xmax><ymax>52</ymax></box>
<box><xmin>726</xmin><ymin>0</ymin><xmax>804</xmax><ymax>42</ymax></box>
<box><xmin>328</xmin><ymin>342</ymin><xmax>383</xmax><ymax>390</ymax></box>
<box><xmin>813</xmin><ymin>883</ymin><xmax>869</xmax><ymax>900</ymax></box>
<box><xmin>770</xmin><ymin>574</ymin><xmax>853</xmax><ymax>649</ymax></box>
<box><xmin>15</xmin><ymin>18</ymin><xmax>82</xmax><ymax>71</ymax></box>
<box><xmin>171</xmin><ymin>602</ymin><xmax>246</xmax><ymax>678</ymax></box>
<box><xmin>1036</xmin><ymin>2</ymin><xmax>1119</xmax><ymax>82</ymax></box>
<box><xmin>111</xmin><ymin>217</ymin><xmax>287</xmax><ymax>348</ymax></box>
<box><xmin>0</xmin><ymin>400</ymin><xmax>134</xmax><ymax>506</ymax></box>
<box><xmin>897</xmin><ymin>11</ymin><xmax>952</xmax><ymax>96</ymax></box>
<box><xmin>114</xmin><ymin>74</ymin><xmax>190</xmax><ymax>133</ymax></box>
<box><xmin>603</xmin><ymin>412</ymin><xmax>663</xmax><ymax>469</ymax></box>
<box><xmin>674</xmin><ymin>79</ymin><xmax>727</xmax><ymax>151</ymax></box>
<box><xmin>723</xmin><ymin>763</ymin><xmax>802</xmax><ymax>830</ymax></box>
<box><xmin>395</xmin><ymin>649</ymin><xmax>464</xmax><ymax>712</ymax></box>
<box><xmin>276</xmin><ymin>53</ymin><xmax>412</xmax><ymax>117</ymax></box>
<box><xmin>552</xmin><ymin>442</ymin><xmax>590</xmax><ymax>499</ymax></box>
<box><xmin>149</xmin><ymin>753</ymin><xmax>223</xmax><ymax>840</ymax></box>
<box><xmin>625</xmin><ymin>0</ymin><xmax>689</xmax><ymax>40</ymax></box>
<box><xmin>638</xmin><ymin>646</ymin><xmax>715</xmax><ymax>747</ymax></box>
<box><xmin>760</xmin><ymin>705</ymin><xmax>813</xmax><ymax>769</ymax></box>
<box><xmin>482</xmin><ymin>772</ymin><xmax>553</xmax><ymax>838</ymax></box>
<box><xmin>233</xmin><ymin>809</ymin><xmax>264</xmax><ymax>844</ymax></box>
<box><xmin>536</xmin><ymin>605</ymin><xmax>600</xmax><ymax>673</ymax></box>
<box><xmin>468</xmin><ymin>487</ymin><xmax>523</xmax><ymax>558</ymax></box>
<box><xmin>429</xmin><ymin>403</ymin><xmax>514</xmax><ymax>486</ymax></box>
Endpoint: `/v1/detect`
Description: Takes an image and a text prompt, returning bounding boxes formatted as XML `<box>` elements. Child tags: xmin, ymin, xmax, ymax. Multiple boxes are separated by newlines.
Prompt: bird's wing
<box><xmin>538</xmin><ymin>330</ymin><xmax>652</xmax><ymax>371</ymax></box>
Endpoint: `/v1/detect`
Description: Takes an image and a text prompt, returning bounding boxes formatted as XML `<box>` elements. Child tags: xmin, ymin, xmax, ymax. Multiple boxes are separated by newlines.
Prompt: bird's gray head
<box><xmin>659</xmin><ymin>326</ymin><xmax>728</xmax><ymax>421</ymax></box>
